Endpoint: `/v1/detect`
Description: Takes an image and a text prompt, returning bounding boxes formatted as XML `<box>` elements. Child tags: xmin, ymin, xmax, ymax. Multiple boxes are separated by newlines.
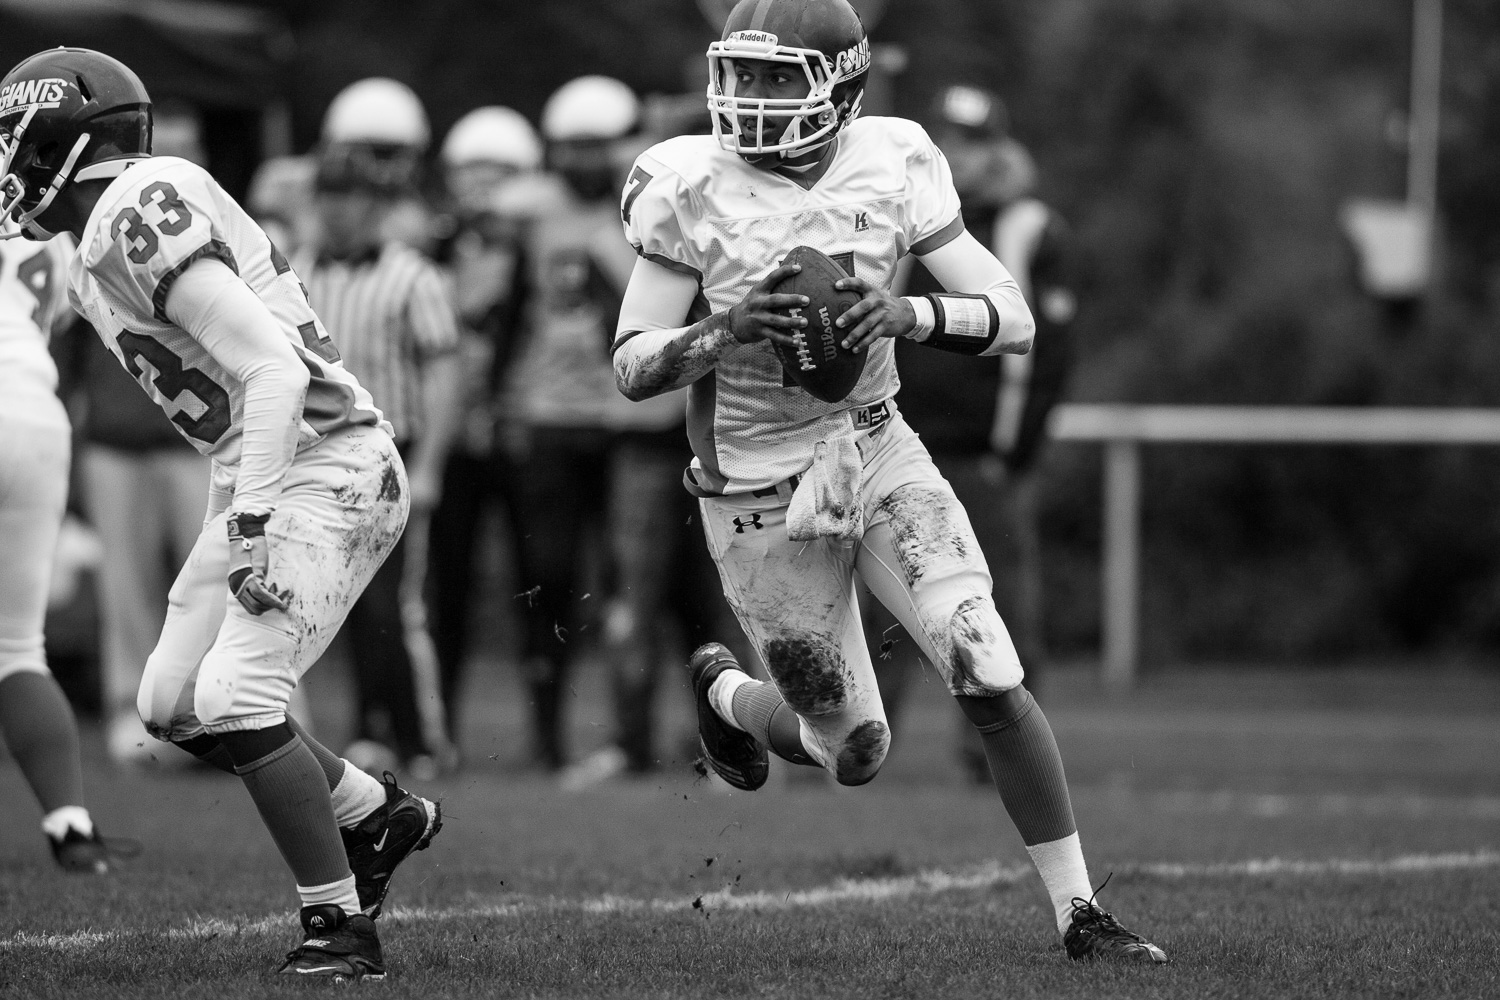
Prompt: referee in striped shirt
<box><xmin>300</xmin><ymin>139</ymin><xmax>464</xmax><ymax>778</ymax></box>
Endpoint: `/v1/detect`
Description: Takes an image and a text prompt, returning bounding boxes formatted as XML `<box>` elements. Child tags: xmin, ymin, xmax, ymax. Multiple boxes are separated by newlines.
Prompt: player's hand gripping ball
<box><xmin>769</xmin><ymin>246</ymin><xmax>868</xmax><ymax>403</ymax></box>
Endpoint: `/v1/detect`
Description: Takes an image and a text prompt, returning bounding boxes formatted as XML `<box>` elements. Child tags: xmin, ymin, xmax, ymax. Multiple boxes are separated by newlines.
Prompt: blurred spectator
<box><xmin>426</xmin><ymin>106</ymin><xmax>539</xmax><ymax>747</ymax></box>
<box><xmin>499</xmin><ymin>76</ymin><xmax>675</xmax><ymax>773</ymax></box>
<box><xmin>320</xmin><ymin>77</ymin><xmax>438</xmax><ymax>253</ymax></box>
<box><xmin>55</xmin><ymin>101</ymin><xmax>212</xmax><ymax>765</ymax></box>
<box><xmin>300</xmin><ymin>78</ymin><xmax>462</xmax><ymax>779</ymax></box>
<box><xmin>247</xmin><ymin>153</ymin><xmax>318</xmax><ymax>258</ymax></box>
<box><xmin>878</xmin><ymin>85</ymin><xmax>1081</xmax><ymax>780</ymax></box>
<box><xmin>558</xmin><ymin>95</ymin><xmax>749</xmax><ymax>791</ymax></box>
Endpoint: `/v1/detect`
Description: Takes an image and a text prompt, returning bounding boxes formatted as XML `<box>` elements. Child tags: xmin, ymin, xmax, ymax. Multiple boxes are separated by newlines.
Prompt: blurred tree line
<box><xmin>248</xmin><ymin>0</ymin><xmax>1500</xmax><ymax>665</ymax></box>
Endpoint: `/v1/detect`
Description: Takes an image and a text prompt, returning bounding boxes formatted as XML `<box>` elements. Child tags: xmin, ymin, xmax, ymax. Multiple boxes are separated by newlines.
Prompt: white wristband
<box><xmin>902</xmin><ymin>296</ymin><xmax>935</xmax><ymax>342</ymax></box>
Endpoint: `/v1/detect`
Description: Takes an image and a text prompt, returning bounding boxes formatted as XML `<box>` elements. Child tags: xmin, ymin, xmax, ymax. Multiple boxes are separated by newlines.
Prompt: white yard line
<box><xmin>1124</xmin><ymin>789</ymin><xmax>1500</xmax><ymax>819</ymax></box>
<box><xmin>4</xmin><ymin>849</ymin><xmax>1497</xmax><ymax>953</ymax></box>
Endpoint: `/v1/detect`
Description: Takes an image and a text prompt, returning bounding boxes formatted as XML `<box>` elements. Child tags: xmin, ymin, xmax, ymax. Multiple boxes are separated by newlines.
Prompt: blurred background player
<box><xmin>246</xmin><ymin>152</ymin><xmax>318</xmax><ymax>260</ymax></box>
<box><xmin>301</xmin><ymin>77</ymin><xmax>463</xmax><ymax>778</ymax></box>
<box><xmin>52</xmin><ymin>101</ymin><xmax>213</xmax><ymax>765</ymax></box>
<box><xmin>0</xmin><ymin>228</ymin><xmax>130</xmax><ymax>871</ymax></box>
<box><xmin>426</xmin><ymin>105</ymin><xmax>539</xmax><ymax>752</ymax></box>
<box><xmin>874</xmin><ymin>83</ymin><xmax>1081</xmax><ymax>781</ymax></box>
<box><xmin>498</xmin><ymin>75</ymin><xmax>677</xmax><ymax>772</ymax></box>
<box><xmin>559</xmin><ymin>90</ymin><xmax>755</xmax><ymax>791</ymax></box>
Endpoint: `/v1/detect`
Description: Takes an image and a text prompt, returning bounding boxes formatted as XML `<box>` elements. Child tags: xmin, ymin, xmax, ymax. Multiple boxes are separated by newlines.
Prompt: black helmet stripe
<box><xmin>747</xmin><ymin>0</ymin><xmax>779</xmax><ymax>30</ymax></box>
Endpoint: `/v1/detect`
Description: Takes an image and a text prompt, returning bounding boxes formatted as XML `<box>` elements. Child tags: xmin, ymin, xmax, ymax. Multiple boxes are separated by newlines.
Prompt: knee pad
<box><xmin>762</xmin><ymin>634</ymin><xmax>849</xmax><ymax>717</ymax></box>
<box><xmin>945</xmin><ymin>596</ymin><xmax>1025</xmax><ymax>694</ymax></box>
<box><xmin>137</xmin><ymin>663</ymin><xmax>188</xmax><ymax>743</ymax></box>
<box><xmin>192</xmin><ymin>676</ymin><xmax>238</xmax><ymax>732</ymax></box>
<box><xmin>955</xmin><ymin>684</ymin><xmax>1034</xmax><ymax>732</ymax></box>
<box><xmin>832</xmin><ymin>718</ymin><xmax>890</xmax><ymax>786</ymax></box>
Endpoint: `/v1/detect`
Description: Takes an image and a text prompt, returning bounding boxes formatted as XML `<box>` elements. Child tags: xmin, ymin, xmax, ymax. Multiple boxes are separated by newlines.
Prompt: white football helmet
<box><xmin>706</xmin><ymin>0</ymin><xmax>870</xmax><ymax>158</ymax></box>
<box><xmin>541</xmin><ymin>76</ymin><xmax>639</xmax><ymax>142</ymax></box>
<box><xmin>441</xmin><ymin>106</ymin><xmax>542</xmax><ymax>170</ymax></box>
<box><xmin>322</xmin><ymin>77</ymin><xmax>430</xmax><ymax>149</ymax></box>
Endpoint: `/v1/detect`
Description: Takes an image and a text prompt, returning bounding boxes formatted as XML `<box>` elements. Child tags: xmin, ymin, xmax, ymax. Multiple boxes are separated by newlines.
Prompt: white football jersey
<box><xmin>0</xmin><ymin>235</ymin><xmax>71</xmax><ymax>395</ymax></box>
<box><xmin>619</xmin><ymin>117</ymin><xmax>962</xmax><ymax>494</ymax></box>
<box><xmin>68</xmin><ymin>156</ymin><xmax>385</xmax><ymax>465</ymax></box>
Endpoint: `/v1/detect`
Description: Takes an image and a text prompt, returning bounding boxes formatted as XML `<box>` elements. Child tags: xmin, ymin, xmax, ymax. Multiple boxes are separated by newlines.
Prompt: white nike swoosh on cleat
<box><xmin>294</xmin><ymin>966</ymin><xmax>346</xmax><ymax>974</ymax></box>
<box><xmin>372</xmin><ymin>830</ymin><xmax>389</xmax><ymax>852</ymax></box>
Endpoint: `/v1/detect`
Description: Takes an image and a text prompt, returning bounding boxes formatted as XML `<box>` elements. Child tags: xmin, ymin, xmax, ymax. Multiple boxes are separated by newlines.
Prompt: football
<box><xmin>769</xmin><ymin>245</ymin><xmax>868</xmax><ymax>404</ymax></box>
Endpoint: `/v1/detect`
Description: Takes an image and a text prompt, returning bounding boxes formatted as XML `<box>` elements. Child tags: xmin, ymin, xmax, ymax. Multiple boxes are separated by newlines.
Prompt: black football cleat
<box><xmin>341</xmin><ymin>771</ymin><xmax>442</xmax><ymax>918</ymax></box>
<box><xmin>48</xmin><ymin>828</ymin><xmax>140</xmax><ymax>874</ymax></box>
<box><xmin>278</xmin><ymin>904</ymin><xmax>385</xmax><ymax>982</ymax></box>
<box><xmin>1063</xmin><ymin>890</ymin><xmax>1169</xmax><ymax>963</ymax></box>
<box><xmin>688</xmin><ymin>643</ymin><xmax>769</xmax><ymax>791</ymax></box>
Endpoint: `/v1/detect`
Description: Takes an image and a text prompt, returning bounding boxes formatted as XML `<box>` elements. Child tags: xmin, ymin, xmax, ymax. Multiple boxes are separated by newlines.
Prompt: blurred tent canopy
<box><xmin>0</xmin><ymin>0</ymin><xmax>291</xmax><ymax>108</ymax></box>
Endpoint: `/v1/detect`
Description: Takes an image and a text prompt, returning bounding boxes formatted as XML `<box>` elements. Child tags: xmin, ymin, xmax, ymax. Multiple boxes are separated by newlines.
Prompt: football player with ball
<box><xmin>0</xmin><ymin>48</ymin><xmax>439</xmax><ymax>980</ymax></box>
<box><xmin>614</xmin><ymin>0</ymin><xmax>1166</xmax><ymax>962</ymax></box>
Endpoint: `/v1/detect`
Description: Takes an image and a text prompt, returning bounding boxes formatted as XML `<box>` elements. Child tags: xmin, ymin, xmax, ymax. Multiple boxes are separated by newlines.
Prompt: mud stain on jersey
<box><xmin>762</xmin><ymin>633</ymin><xmax>848</xmax><ymax>716</ymax></box>
<box><xmin>835</xmin><ymin>719</ymin><xmax>889</xmax><ymax>785</ymax></box>
<box><xmin>875</xmin><ymin>485</ymin><xmax>970</xmax><ymax>587</ymax></box>
<box><xmin>378</xmin><ymin>462</ymin><xmax>403</xmax><ymax>503</ymax></box>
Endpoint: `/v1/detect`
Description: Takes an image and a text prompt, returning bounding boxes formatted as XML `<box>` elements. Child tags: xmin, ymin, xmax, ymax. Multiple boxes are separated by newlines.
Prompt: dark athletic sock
<box><xmin>218</xmin><ymin>724</ymin><xmax>351</xmax><ymax>888</ymax></box>
<box><xmin>731</xmin><ymin>680</ymin><xmax>816</xmax><ymax>766</ymax></box>
<box><xmin>0</xmin><ymin>672</ymin><xmax>86</xmax><ymax>813</ymax></box>
<box><xmin>963</xmin><ymin>686</ymin><xmax>1076</xmax><ymax>845</ymax></box>
<box><xmin>285</xmin><ymin>715</ymin><xmax>347</xmax><ymax>789</ymax></box>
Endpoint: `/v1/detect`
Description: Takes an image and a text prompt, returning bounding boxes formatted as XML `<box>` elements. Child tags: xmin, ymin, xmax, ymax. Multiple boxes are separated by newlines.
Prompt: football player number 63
<box><xmin>110</xmin><ymin>181</ymin><xmax>194</xmax><ymax>265</ymax></box>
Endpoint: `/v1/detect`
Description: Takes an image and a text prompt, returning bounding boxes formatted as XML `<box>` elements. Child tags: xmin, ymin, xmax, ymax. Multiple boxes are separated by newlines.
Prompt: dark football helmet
<box><xmin>0</xmin><ymin>47</ymin><xmax>152</xmax><ymax>240</ymax></box>
<box><xmin>707</xmin><ymin>0</ymin><xmax>870</xmax><ymax>159</ymax></box>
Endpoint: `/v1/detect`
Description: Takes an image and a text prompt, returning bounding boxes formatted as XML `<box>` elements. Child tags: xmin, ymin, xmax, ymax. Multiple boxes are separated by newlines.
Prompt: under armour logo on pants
<box><xmin>733</xmin><ymin>514</ymin><xmax>764</xmax><ymax>533</ymax></box>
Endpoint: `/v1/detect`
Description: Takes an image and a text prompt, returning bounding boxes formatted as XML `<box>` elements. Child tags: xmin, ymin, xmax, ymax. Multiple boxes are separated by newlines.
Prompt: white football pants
<box><xmin>83</xmin><ymin>444</ymin><xmax>209</xmax><ymax>720</ymax></box>
<box><xmin>700</xmin><ymin>410</ymin><xmax>1024</xmax><ymax>785</ymax></box>
<box><xmin>0</xmin><ymin>390</ymin><xmax>71</xmax><ymax>685</ymax></box>
<box><xmin>138</xmin><ymin>425</ymin><xmax>408</xmax><ymax>739</ymax></box>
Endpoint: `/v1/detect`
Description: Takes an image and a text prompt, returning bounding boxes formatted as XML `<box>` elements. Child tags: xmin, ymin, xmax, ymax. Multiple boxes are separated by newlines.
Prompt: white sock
<box><xmin>707</xmin><ymin>669</ymin><xmax>754</xmax><ymax>732</ymax></box>
<box><xmin>330</xmin><ymin>763</ymin><xmax>387</xmax><ymax>828</ymax></box>
<box><xmin>298</xmin><ymin>874</ymin><xmax>361</xmax><ymax>918</ymax></box>
<box><xmin>1026</xmin><ymin>831</ymin><xmax>1094</xmax><ymax>935</ymax></box>
<box><xmin>41</xmin><ymin>806</ymin><xmax>94</xmax><ymax>841</ymax></box>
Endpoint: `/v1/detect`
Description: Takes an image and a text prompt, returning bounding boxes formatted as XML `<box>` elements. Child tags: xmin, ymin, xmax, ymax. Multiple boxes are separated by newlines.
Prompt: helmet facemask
<box><xmin>706</xmin><ymin>32</ymin><xmax>869</xmax><ymax>160</ymax></box>
<box><xmin>0</xmin><ymin>105</ymin><xmax>139</xmax><ymax>241</ymax></box>
<box><xmin>0</xmin><ymin>106</ymin><xmax>90</xmax><ymax>240</ymax></box>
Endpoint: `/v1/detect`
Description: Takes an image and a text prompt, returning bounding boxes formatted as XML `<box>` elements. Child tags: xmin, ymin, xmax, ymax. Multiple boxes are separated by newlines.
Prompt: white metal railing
<box><xmin>1048</xmin><ymin>405</ymin><xmax>1500</xmax><ymax>687</ymax></box>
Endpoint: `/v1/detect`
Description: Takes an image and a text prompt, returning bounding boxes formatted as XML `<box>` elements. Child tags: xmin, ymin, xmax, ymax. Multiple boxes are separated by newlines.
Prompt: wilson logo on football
<box><xmin>817</xmin><ymin>306</ymin><xmax>837</xmax><ymax>361</ymax></box>
<box><xmin>0</xmin><ymin>77</ymin><xmax>70</xmax><ymax>114</ymax></box>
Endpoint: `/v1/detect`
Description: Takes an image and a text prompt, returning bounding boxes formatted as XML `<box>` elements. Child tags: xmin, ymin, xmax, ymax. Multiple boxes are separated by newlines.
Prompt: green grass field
<box><xmin>2</xmin><ymin>657</ymin><xmax>1498</xmax><ymax>998</ymax></box>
